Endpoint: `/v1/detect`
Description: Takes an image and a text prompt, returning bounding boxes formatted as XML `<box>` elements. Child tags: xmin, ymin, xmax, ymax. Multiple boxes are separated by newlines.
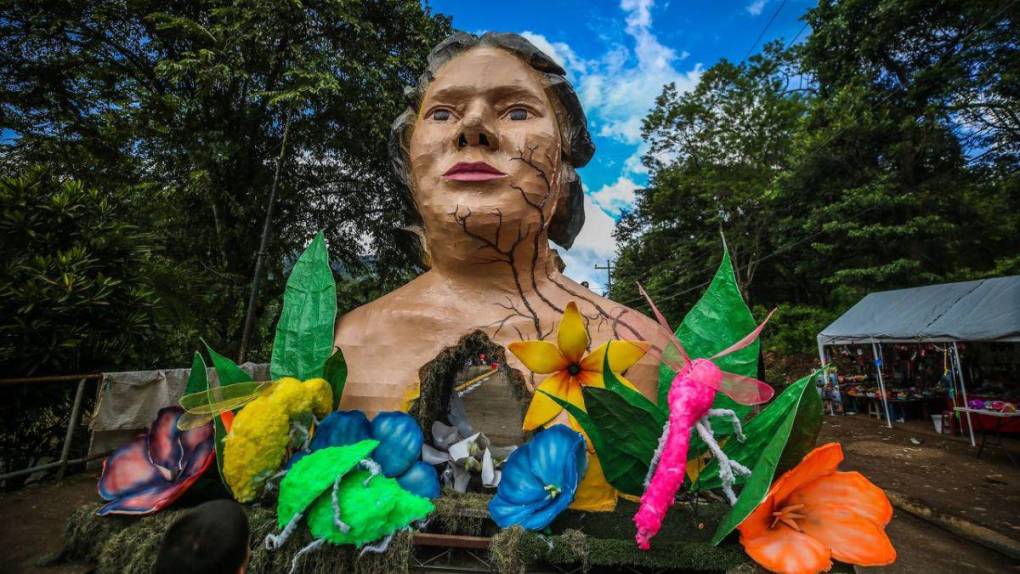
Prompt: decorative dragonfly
<box><xmin>633</xmin><ymin>283</ymin><xmax>775</xmax><ymax>550</ymax></box>
<box><xmin>176</xmin><ymin>380</ymin><xmax>277</xmax><ymax>432</ymax></box>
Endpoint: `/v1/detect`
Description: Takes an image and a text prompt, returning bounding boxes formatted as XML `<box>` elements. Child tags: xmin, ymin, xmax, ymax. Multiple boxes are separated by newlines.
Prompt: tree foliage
<box><xmin>613</xmin><ymin>0</ymin><xmax>1019</xmax><ymax>364</ymax></box>
<box><xmin>0</xmin><ymin>0</ymin><xmax>451</xmax><ymax>368</ymax></box>
<box><xmin>0</xmin><ymin>169</ymin><xmax>154</xmax><ymax>482</ymax></box>
<box><xmin>0</xmin><ymin>169</ymin><xmax>157</xmax><ymax>376</ymax></box>
<box><xmin>613</xmin><ymin>42</ymin><xmax>809</xmax><ymax>322</ymax></box>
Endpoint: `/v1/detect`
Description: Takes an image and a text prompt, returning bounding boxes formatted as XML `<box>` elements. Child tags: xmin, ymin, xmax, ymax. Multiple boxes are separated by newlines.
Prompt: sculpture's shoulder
<box><xmin>333</xmin><ymin>272</ymin><xmax>447</xmax><ymax>347</ymax></box>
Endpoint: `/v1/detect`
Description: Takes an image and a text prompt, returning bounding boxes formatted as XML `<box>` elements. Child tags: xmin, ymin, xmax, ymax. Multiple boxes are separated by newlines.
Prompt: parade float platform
<box><xmin>61</xmin><ymin>491</ymin><xmax>767</xmax><ymax>573</ymax></box>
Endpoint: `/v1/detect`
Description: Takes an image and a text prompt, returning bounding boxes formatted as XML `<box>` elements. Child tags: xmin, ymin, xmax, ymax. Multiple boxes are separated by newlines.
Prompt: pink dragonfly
<box><xmin>633</xmin><ymin>283</ymin><xmax>775</xmax><ymax>550</ymax></box>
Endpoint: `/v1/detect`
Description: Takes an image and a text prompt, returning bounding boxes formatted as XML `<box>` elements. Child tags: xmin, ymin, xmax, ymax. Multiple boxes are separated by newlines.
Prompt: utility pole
<box><xmin>239</xmin><ymin>113</ymin><xmax>291</xmax><ymax>364</ymax></box>
<box><xmin>594</xmin><ymin>259</ymin><xmax>614</xmax><ymax>293</ymax></box>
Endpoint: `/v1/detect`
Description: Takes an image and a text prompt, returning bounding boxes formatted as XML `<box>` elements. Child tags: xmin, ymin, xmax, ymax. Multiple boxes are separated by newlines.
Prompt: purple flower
<box><xmin>96</xmin><ymin>406</ymin><xmax>215</xmax><ymax>516</ymax></box>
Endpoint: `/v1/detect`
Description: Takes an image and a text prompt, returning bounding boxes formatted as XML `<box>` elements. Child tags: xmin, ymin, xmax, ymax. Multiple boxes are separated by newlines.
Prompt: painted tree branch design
<box><xmin>451</xmin><ymin>143</ymin><xmax>645</xmax><ymax>347</ymax></box>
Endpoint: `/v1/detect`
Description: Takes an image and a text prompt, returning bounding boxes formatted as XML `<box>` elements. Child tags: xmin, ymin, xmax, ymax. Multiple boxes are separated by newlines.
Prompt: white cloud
<box><xmin>523</xmin><ymin>1</ymin><xmax>703</xmax><ymax>149</ymax></box>
<box><xmin>746</xmin><ymin>0</ymin><xmax>767</xmax><ymax>16</ymax></box>
<box><xmin>623</xmin><ymin>141</ymin><xmax>679</xmax><ymax>175</ymax></box>
<box><xmin>623</xmin><ymin>145</ymin><xmax>649</xmax><ymax>175</ymax></box>
<box><xmin>597</xmin><ymin>116</ymin><xmax>644</xmax><ymax>144</ymax></box>
<box><xmin>590</xmin><ymin>176</ymin><xmax>640</xmax><ymax>217</ymax></box>
<box><xmin>520</xmin><ymin>31</ymin><xmax>587</xmax><ymax>78</ymax></box>
<box><xmin>559</xmin><ymin>194</ymin><xmax>620</xmax><ymax>294</ymax></box>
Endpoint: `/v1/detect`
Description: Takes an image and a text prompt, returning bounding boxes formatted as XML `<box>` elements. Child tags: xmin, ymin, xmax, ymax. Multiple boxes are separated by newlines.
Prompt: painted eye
<box><xmin>507</xmin><ymin>108</ymin><xmax>529</xmax><ymax>121</ymax></box>
<box><xmin>431</xmin><ymin>109</ymin><xmax>452</xmax><ymax>121</ymax></box>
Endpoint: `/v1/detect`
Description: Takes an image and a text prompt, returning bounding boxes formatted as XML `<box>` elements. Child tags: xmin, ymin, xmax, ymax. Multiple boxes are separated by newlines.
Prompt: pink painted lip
<box><xmin>443</xmin><ymin>161</ymin><xmax>507</xmax><ymax>181</ymax></box>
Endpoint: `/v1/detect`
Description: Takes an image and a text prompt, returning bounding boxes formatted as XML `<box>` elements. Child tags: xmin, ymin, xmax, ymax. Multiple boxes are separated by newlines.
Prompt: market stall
<box><xmin>817</xmin><ymin>275</ymin><xmax>1020</xmax><ymax>446</ymax></box>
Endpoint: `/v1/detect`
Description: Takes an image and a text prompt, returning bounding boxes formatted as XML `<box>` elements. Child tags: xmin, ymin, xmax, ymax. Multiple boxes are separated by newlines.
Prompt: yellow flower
<box><xmin>508</xmin><ymin>302</ymin><xmax>649</xmax><ymax>431</ymax></box>
<box><xmin>223</xmin><ymin>377</ymin><xmax>332</xmax><ymax>502</ymax></box>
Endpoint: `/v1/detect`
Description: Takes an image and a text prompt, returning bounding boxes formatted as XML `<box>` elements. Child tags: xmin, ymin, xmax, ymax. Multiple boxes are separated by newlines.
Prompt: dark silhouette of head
<box><xmin>154</xmin><ymin>500</ymin><xmax>250</xmax><ymax>574</ymax></box>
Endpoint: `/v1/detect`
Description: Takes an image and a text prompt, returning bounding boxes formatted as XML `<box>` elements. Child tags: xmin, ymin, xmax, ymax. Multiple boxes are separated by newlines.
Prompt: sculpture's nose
<box><xmin>457</xmin><ymin>102</ymin><xmax>498</xmax><ymax>151</ymax></box>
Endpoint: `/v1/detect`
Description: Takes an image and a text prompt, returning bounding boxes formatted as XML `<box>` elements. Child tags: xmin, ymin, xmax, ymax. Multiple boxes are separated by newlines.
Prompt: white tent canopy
<box><xmin>817</xmin><ymin>275</ymin><xmax>1020</xmax><ymax>346</ymax></box>
<box><xmin>817</xmin><ymin>276</ymin><xmax>1020</xmax><ymax>439</ymax></box>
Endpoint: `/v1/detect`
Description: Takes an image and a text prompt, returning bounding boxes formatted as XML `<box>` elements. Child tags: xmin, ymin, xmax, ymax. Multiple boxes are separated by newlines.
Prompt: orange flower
<box><xmin>738</xmin><ymin>443</ymin><xmax>896</xmax><ymax>574</ymax></box>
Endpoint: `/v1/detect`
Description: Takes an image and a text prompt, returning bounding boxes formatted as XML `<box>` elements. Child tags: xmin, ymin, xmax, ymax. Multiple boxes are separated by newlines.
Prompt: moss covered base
<box><xmin>62</xmin><ymin>504</ymin><xmax>413</xmax><ymax>574</ymax></box>
<box><xmin>61</xmin><ymin>493</ymin><xmax>758</xmax><ymax>573</ymax></box>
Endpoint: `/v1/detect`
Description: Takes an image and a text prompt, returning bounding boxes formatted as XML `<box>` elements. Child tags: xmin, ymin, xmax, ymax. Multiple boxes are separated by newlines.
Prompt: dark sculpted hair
<box><xmin>389</xmin><ymin>32</ymin><xmax>595</xmax><ymax>249</ymax></box>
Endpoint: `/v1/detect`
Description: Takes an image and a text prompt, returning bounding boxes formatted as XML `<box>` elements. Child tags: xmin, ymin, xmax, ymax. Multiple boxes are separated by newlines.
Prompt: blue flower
<box><xmin>288</xmin><ymin>410</ymin><xmax>438</xmax><ymax>499</ymax></box>
<box><xmin>371</xmin><ymin>411</ymin><xmax>424</xmax><ymax>478</ymax></box>
<box><xmin>397</xmin><ymin>461</ymin><xmax>442</xmax><ymax>500</ymax></box>
<box><xmin>488</xmin><ymin>425</ymin><xmax>587</xmax><ymax>530</ymax></box>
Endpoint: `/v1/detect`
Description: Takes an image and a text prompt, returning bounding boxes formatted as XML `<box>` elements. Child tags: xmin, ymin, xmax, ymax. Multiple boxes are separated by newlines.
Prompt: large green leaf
<box><xmin>658</xmin><ymin>248</ymin><xmax>759</xmax><ymax>438</ymax></box>
<box><xmin>584</xmin><ymin>387</ymin><xmax>662</xmax><ymax>467</ymax></box>
<box><xmin>541</xmin><ymin>391</ymin><xmax>651</xmax><ymax>496</ymax></box>
<box><xmin>270</xmin><ymin>231</ymin><xmax>337</xmax><ymax>381</ymax></box>
<box><xmin>775</xmin><ymin>375</ymin><xmax>824</xmax><ymax>474</ymax></box>
<box><xmin>201</xmin><ymin>342</ymin><xmax>252</xmax><ymax>496</ymax></box>
<box><xmin>322</xmin><ymin>347</ymin><xmax>348</xmax><ymax>409</ymax></box>
<box><xmin>692</xmin><ymin>370</ymin><xmax>821</xmax><ymax>491</ymax></box>
<box><xmin>708</xmin><ymin>371</ymin><xmax>823</xmax><ymax>545</ymax></box>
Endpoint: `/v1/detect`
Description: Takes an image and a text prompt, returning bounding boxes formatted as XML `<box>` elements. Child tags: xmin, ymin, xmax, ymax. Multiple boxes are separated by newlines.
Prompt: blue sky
<box><xmin>429</xmin><ymin>0</ymin><xmax>813</xmax><ymax>292</ymax></box>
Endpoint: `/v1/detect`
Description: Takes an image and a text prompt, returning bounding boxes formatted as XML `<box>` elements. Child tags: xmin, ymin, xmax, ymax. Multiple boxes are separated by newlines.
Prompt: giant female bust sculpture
<box><xmin>334</xmin><ymin>32</ymin><xmax>659</xmax><ymax>431</ymax></box>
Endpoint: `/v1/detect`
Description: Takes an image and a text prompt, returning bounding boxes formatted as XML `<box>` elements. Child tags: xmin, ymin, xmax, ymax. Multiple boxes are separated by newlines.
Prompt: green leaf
<box><xmin>775</xmin><ymin>375</ymin><xmax>824</xmax><ymax>474</ymax></box>
<box><xmin>539</xmin><ymin>390</ymin><xmax>603</xmax><ymax>450</ymax></box>
<box><xmin>542</xmin><ymin>390</ymin><xmax>646</xmax><ymax>495</ymax></box>
<box><xmin>707</xmin><ymin>371</ymin><xmax>823</xmax><ymax>545</ymax></box>
<box><xmin>186</xmin><ymin>352</ymin><xmax>231</xmax><ymax>489</ymax></box>
<box><xmin>659</xmin><ymin>247</ymin><xmax>760</xmax><ymax>437</ymax></box>
<box><xmin>583</xmin><ymin>388</ymin><xmax>662</xmax><ymax>464</ymax></box>
<box><xmin>200</xmin><ymin>340</ymin><xmax>252</xmax><ymax>496</ymax></box>
<box><xmin>203</xmin><ymin>340</ymin><xmax>253</xmax><ymax>385</ymax></box>
<box><xmin>184</xmin><ymin>351</ymin><xmax>208</xmax><ymax>395</ymax></box>
<box><xmin>322</xmin><ymin>347</ymin><xmax>348</xmax><ymax>409</ymax></box>
<box><xmin>270</xmin><ymin>231</ymin><xmax>337</xmax><ymax>381</ymax></box>
<box><xmin>603</xmin><ymin>343</ymin><xmax>667</xmax><ymax>427</ymax></box>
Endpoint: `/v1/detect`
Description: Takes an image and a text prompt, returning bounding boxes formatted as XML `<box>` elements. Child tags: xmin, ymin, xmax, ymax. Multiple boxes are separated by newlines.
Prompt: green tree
<box><xmin>0</xmin><ymin>169</ymin><xmax>157</xmax><ymax>376</ymax></box>
<box><xmin>0</xmin><ymin>0</ymin><xmax>451</xmax><ymax>363</ymax></box>
<box><xmin>612</xmin><ymin>43</ymin><xmax>809</xmax><ymax>322</ymax></box>
<box><xmin>613</xmin><ymin>0</ymin><xmax>1018</xmax><ymax>365</ymax></box>
<box><xmin>788</xmin><ymin>0</ymin><xmax>1019</xmax><ymax>306</ymax></box>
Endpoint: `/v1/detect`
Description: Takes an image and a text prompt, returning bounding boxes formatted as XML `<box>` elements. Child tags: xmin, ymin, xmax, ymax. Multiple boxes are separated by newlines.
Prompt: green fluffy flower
<box><xmin>279</xmin><ymin>444</ymin><xmax>434</xmax><ymax>547</ymax></box>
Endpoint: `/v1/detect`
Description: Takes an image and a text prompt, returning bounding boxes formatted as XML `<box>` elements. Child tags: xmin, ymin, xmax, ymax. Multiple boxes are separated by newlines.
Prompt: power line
<box><xmin>785</xmin><ymin>21</ymin><xmax>810</xmax><ymax>50</ymax></box>
<box><xmin>744</xmin><ymin>0</ymin><xmax>788</xmax><ymax>61</ymax></box>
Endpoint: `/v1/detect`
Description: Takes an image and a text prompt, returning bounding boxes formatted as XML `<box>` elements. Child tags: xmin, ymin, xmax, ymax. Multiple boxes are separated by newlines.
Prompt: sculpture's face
<box><xmin>409</xmin><ymin>47</ymin><xmax>563</xmax><ymax>243</ymax></box>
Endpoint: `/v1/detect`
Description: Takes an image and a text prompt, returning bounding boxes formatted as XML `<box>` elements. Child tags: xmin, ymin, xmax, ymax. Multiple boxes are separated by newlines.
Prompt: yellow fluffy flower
<box><xmin>222</xmin><ymin>377</ymin><xmax>332</xmax><ymax>502</ymax></box>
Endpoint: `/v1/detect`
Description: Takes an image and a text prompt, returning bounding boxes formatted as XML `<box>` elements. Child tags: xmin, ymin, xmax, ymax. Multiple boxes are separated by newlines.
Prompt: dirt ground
<box><xmin>818</xmin><ymin>412</ymin><xmax>1020</xmax><ymax>540</ymax></box>
<box><xmin>870</xmin><ymin>511</ymin><xmax>1018</xmax><ymax>573</ymax></box>
<box><xmin>0</xmin><ymin>471</ymin><xmax>96</xmax><ymax>574</ymax></box>
<box><xmin>1</xmin><ymin>415</ymin><xmax>1018</xmax><ymax>573</ymax></box>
